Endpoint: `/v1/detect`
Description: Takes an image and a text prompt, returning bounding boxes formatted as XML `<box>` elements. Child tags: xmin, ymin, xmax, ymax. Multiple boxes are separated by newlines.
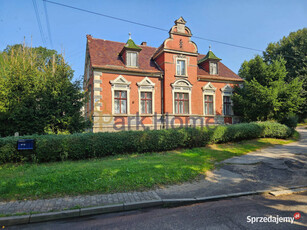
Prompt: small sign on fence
<box><xmin>17</xmin><ymin>139</ymin><xmax>35</xmax><ymax>150</ymax></box>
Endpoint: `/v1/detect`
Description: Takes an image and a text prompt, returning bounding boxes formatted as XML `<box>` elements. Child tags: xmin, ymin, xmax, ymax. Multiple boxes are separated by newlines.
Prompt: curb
<box><xmin>1</xmin><ymin>185</ymin><xmax>306</xmax><ymax>227</ymax></box>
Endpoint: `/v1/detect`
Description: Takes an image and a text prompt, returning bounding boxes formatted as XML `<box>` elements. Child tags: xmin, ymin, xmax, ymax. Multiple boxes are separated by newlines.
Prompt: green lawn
<box><xmin>0</xmin><ymin>135</ymin><xmax>299</xmax><ymax>201</ymax></box>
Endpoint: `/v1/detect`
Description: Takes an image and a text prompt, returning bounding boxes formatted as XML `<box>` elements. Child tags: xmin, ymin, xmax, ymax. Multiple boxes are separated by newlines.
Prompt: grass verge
<box><xmin>0</xmin><ymin>136</ymin><xmax>298</xmax><ymax>201</ymax></box>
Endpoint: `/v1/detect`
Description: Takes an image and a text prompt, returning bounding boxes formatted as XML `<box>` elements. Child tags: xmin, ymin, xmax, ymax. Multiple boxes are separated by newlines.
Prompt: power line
<box><xmin>44</xmin><ymin>0</ymin><xmax>263</xmax><ymax>52</ymax></box>
<box><xmin>193</xmin><ymin>36</ymin><xmax>263</xmax><ymax>52</ymax></box>
<box><xmin>43</xmin><ymin>0</ymin><xmax>53</xmax><ymax>48</ymax></box>
<box><xmin>44</xmin><ymin>0</ymin><xmax>167</xmax><ymax>32</ymax></box>
<box><xmin>32</xmin><ymin>0</ymin><xmax>46</xmax><ymax>46</ymax></box>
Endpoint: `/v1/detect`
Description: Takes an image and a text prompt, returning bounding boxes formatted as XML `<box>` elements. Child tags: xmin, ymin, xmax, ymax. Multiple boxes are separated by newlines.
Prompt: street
<box><xmin>8</xmin><ymin>191</ymin><xmax>306</xmax><ymax>230</ymax></box>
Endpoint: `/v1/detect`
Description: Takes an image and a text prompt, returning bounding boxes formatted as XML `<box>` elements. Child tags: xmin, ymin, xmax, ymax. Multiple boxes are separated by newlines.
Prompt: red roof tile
<box><xmin>87</xmin><ymin>37</ymin><xmax>161</xmax><ymax>73</ymax></box>
<box><xmin>87</xmin><ymin>36</ymin><xmax>243</xmax><ymax>81</ymax></box>
<box><xmin>197</xmin><ymin>55</ymin><xmax>243</xmax><ymax>81</ymax></box>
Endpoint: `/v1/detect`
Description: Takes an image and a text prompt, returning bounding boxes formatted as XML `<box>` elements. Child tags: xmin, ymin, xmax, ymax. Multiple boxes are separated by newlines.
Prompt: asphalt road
<box><xmin>7</xmin><ymin>191</ymin><xmax>307</xmax><ymax>230</ymax></box>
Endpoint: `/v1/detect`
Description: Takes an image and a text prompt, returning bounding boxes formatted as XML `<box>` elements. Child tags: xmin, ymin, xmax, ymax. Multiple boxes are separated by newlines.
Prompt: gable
<box><xmin>137</xmin><ymin>77</ymin><xmax>155</xmax><ymax>87</ymax></box>
<box><xmin>110</xmin><ymin>75</ymin><xmax>131</xmax><ymax>86</ymax></box>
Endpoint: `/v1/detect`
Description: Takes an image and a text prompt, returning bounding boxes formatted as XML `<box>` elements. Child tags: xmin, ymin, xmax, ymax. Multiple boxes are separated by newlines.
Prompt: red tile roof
<box><xmin>87</xmin><ymin>36</ymin><xmax>243</xmax><ymax>81</ymax></box>
<box><xmin>87</xmin><ymin>36</ymin><xmax>161</xmax><ymax>74</ymax></box>
<box><xmin>197</xmin><ymin>55</ymin><xmax>243</xmax><ymax>81</ymax></box>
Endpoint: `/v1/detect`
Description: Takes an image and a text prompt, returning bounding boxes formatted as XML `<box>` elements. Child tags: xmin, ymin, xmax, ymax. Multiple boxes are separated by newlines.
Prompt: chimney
<box><xmin>141</xmin><ymin>42</ymin><xmax>147</xmax><ymax>46</ymax></box>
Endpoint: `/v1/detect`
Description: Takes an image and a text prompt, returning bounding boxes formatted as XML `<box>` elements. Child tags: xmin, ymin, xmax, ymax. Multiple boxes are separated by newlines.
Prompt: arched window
<box><xmin>171</xmin><ymin>79</ymin><xmax>192</xmax><ymax>114</ymax></box>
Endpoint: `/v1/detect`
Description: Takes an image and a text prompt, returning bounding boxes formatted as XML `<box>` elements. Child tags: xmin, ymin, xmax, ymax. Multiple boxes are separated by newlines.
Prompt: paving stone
<box><xmin>0</xmin><ymin>191</ymin><xmax>162</xmax><ymax>215</ymax></box>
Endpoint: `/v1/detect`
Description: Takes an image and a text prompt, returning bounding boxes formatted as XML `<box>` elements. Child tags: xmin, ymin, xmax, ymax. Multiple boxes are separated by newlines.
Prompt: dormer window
<box><xmin>126</xmin><ymin>51</ymin><xmax>138</xmax><ymax>67</ymax></box>
<box><xmin>176</xmin><ymin>58</ymin><xmax>186</xmax><ymax>76</ymax></box>
<box><xmin>210</xmin><ymin>62</ymin><xmax>218</xmax><ymax>75</ymax></box>
<box><xmin>120</xmin><ymin>33</ymin><xmax>142</xmax><ymax>68</ymax></box>
<box><xmin>198</xmin><ymin>46</ymin><xmax>221</xmax><ymax>74</ymax></box>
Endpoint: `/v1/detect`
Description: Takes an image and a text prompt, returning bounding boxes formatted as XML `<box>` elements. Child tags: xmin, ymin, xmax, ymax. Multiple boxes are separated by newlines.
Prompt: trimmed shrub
<box><xmin>0</xmin><ymin>121</ymin><xmax>293</xmax><ymax>164</ymax></box>
<box><xmin>280</xmin><ymin>113</ymin><xmax>298</xmax><ymax>129</ymax></box>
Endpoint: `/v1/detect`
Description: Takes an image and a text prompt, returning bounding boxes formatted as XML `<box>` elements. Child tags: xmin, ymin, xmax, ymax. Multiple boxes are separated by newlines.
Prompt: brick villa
<box><xmin>84</xmin><ymin>17</ymin><xmax>244</xmax><ymax>132</ymax></box>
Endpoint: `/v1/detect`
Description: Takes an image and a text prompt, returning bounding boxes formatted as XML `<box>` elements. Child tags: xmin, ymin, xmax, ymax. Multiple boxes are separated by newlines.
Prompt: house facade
<box><xmin>84</xmin><ymin>17</ymin><xmax>243</xmax><ymax>132</ymax></box>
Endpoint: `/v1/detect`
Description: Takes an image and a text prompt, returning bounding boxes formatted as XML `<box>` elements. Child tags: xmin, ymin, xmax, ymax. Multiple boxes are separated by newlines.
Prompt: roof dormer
<box><xmin>198</xmin><ymin>46</ymin><xmax>221</xmax><ymax>75</ymax></box>
<box><xmin>120</xmin><ymin>33</ymin><xmax>142</xmax><ymax>68</ymax></box>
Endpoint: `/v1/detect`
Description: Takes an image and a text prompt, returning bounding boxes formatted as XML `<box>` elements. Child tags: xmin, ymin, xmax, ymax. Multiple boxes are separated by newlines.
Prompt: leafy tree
<box><xmin>263</xmin><ymin>28</ymin><xmax>307</xmax><ymax>118</ymax></box>
<box><xmin>0</xmin><ymin>44</ymin><xmax>90</xmax><ymax>137</ymax></box>
<box><xmin>232</xmin><ymin>55</ymin><xmax>303</xmax><ymax>123</ymax></box>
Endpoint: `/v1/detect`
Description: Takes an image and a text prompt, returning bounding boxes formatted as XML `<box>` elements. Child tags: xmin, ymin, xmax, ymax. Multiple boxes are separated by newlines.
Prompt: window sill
<box><xmin>113</xmin><ymin>114</ymin><xmax>129</xmax><ymax>117</ymax></box>
<box><xmin>139</xmin><ymin>114</ymin><xmax>154</xmax><ymax>117</ymax></box>
<box><xmin>173</xmin><ymin>114</ymin><xmax>190</xmax><ymax>117</ymax></box>
<box><xmin>175</xmin><ymin>75</ymin><xmax>188</xmax><ymax>78</ymax></box>
<box><xmin>126</xmin><ymin>65</ymin><xmax>139</xmax><ymax>68</ymax></box>
<box><xmin>112</xmin><ymin>114</ymin><xmax>156</xmax><ymax>117</ymax></box>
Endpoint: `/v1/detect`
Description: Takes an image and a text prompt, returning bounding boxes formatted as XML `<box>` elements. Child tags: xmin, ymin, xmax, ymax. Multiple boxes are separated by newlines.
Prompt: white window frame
<box><xmin>209</xmin><ymin>61</ymin><xmax>218</xmax><ymax>75</ymax></box>
<box><xmin>126</xmin><ymin>51</ymin><xmax>138</xmax><ymax>67</ymax></box>
<box><xmin>176</xmin><ymin>57</ymin><xmax>187</xmax><ymax>76</ymax></box>
<box><xmin>202</xmin><ymin>82</ymin><xmax>216</xmax><ymax>116</ymax></box>
<box><xmin>137</xmin><ymin>77</ymin><xmax>155</xmax><ymax>115</ymax></box>
<box><xmin>110</xmin><ymin>75</ymin><xmax>131</xmax><ymax>115</ymax></box>
<box><xmin>221</xmin><ymin>84</ymin><xmax>234</xmax><ymax>116</ymax></box>
<box><xmin>171</xmin><ymin>79</ymin><xmax>192</xmax><ymax>115</ymax></box>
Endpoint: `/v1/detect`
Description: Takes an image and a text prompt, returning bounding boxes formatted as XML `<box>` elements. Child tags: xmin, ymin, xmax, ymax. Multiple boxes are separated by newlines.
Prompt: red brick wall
<box><xmin>90</xmin><ymin>31</ymin><xmax>238</xmax><ymax>129</ymax></box>
<box><xmin>98</xmin><ymin>72</ymin><xmax>162</xmax><ymax>125</ymax></box>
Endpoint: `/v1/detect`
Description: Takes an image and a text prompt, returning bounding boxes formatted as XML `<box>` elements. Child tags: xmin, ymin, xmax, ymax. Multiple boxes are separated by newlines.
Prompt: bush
<box><xmin>0</xmin><ymin>121</ymin><xmax>293</xmax><ymax>164</ymax></box>
<box><xmin>280</xmin><ymin>113</ymin><xmax>298</xmax><ymax>129</ymax></box>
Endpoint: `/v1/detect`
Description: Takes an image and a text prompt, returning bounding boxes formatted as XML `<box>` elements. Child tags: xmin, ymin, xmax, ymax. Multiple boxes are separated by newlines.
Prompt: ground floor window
<box><xmin>204</xmin><ymin>95</ymin><xmax>214</xmax><ymax>115</ymax></box>
<box><xmin>175</xmin><ymin>92</ymin><xmax>189</xmax><ymax>114</ymax></box>
<box><xmin>140</xmin><ymin>92</ymin><xmax>152</xmax><ymax>114</ymax></box>
<box><xmin>114</xmin><ymin>90</ymin><xmax>127</xmax><ymax>114</ymax></box>
<box><xmin>223</xmin><ymin>96</ymin><xmax>232</xmax><ymax>115</ymax></box>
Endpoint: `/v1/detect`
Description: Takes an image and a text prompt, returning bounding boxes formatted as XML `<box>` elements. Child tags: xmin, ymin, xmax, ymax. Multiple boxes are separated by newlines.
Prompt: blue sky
<box><xmin>0</xmin><ymin>0</ymin><xmax>306</xmax><ymax>81</ymax></box>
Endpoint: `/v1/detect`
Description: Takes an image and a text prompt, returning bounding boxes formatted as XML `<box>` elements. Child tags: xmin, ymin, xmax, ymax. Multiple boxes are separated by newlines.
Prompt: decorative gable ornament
<box><xmin>171</xmin><ymin>79</ymin><xmax>193</xmax><ymax>91</ymax></box>
<box><xmin>137</xmin><ymin>77</ymin><xmax>155</xmax><ymax>90</ymax></box>
<box><xmin>175</xmin><ymin>17</ymin><xmax>187</xmax><ymax>33</ymax></box>
<box><xmin>169</xmin><ymin>16</ymin><xmax>192</xmax><ymax>37</ymax></box>
<box><xmin>110</xmin><ymin>75</ymin><xmax>131</xmax><ymax>89</ymax></box>
<box><xmin>202</xmin><ymin>82</ymin><xmax>216</xmax><ymax>94</ymax></box>
<box><xmin>221</xmin><ymin>84</ymin><xmax>233</xmax><ymax>96</ymax></box>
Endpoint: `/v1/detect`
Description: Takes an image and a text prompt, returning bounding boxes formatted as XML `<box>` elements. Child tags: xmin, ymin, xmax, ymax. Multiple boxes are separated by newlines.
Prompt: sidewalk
<box><xmin>0</xmin><ymin>191</ymin><xmax>160</xmax><ymax>215</ymax></box>
<box><xmin>1</xmin><ymin>127</ymin><xmax>306</xmax><ymax>225</ymax></box>
<box><xmin>156</xmin><ymin>127</ymin><xmax>307</xmax><ymax>199</ymax></box>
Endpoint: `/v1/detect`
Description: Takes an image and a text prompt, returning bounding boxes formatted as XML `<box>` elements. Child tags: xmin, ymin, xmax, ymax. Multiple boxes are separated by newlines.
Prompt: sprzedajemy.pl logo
<box><xmin>247</xmin><ymin>212</ymin><xmax>301</xmax><ymax>224</ymax></box>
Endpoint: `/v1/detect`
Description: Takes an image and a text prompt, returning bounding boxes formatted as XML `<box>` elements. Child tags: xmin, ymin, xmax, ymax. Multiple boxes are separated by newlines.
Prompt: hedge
<box><xmin>0</xmin><ymin>121</ymin><xmax>293</xmax><ymax>164</ymax></box>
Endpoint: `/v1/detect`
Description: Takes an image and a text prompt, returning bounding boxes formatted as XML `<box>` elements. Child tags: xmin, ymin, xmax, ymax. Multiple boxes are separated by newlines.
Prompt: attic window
<box><xmin>210</xmin><ymin>62</ymin><xmax>218</xmax><ymax>75</ymax></box>
<box><xmin>126</xmin><ymin>51</ymin><xmax>138</xmax><ymax>67</ymax></box>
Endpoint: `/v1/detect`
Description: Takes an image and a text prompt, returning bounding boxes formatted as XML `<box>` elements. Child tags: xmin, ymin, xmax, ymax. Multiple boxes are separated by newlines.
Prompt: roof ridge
<box><xmin>90</xmin><ymin>37</ymin><xmax>158</xmax><ymax>49</ymax></box>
